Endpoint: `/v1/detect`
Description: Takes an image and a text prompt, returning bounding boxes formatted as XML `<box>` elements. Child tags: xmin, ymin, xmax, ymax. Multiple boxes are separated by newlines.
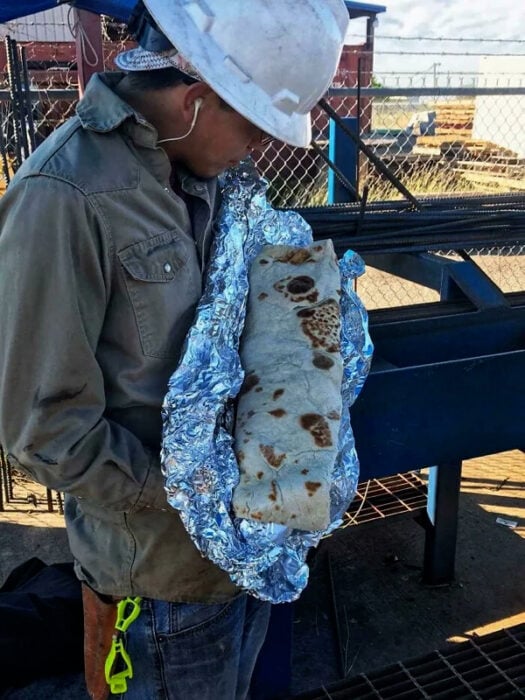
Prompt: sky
<box><xmin>346</xmin><ymin>0</ymin><xmax>525</xmax><ymax>82</ymax></box>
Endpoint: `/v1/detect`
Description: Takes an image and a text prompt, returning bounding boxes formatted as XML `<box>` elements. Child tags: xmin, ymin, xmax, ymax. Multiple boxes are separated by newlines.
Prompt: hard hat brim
<box><xmin>115</xmin><ymin>47</ymin><xmax>179</xmax><ymax>72</ymax></box>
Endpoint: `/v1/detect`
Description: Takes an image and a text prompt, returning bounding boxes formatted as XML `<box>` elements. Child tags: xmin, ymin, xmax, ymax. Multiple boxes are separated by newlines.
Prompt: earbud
<box><xmin>157</xmin><ymin>98</ymin><xmax>204</xmax><ymax>145</ymax></box>
<box><xmin>193</xmin><ymin>97</ymin><xmax>203</xmax><ymax>118</ymax></box>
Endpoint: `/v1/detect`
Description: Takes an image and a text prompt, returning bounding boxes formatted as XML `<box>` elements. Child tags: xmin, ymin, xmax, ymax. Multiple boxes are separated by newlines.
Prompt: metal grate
<box><xmin>293</xmin><ymin>624</ymin><xmax>525</xmax><ymax>699</ymax></box>
<box><xmin>342</xmin><ymin>472</ymin><xmax>428</xmax><ymax>528</ymax></box>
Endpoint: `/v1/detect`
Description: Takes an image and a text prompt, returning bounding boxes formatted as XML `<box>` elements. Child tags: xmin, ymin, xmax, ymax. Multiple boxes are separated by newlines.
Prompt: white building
<box><xmin>473</xmin><ymin>56</ymin><xmax>525</xmax><ymax>159</ymax></box>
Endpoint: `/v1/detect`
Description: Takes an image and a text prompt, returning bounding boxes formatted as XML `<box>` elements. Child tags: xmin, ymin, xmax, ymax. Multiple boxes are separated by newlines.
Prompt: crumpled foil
<box><xmin>161</xmin><ymin>161</ymin><xmax>373</xmax><ymax>603</ymax></box>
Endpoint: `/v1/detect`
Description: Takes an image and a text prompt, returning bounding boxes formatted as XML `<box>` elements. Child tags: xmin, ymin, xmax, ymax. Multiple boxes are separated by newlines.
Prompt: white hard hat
<box><xmin>120</xmin><ymin>0</ymin><xmax>349</xmax><ymax>148</ymax></box>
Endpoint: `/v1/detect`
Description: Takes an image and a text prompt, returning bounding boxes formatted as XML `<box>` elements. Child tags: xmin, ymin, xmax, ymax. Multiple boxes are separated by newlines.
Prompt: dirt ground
<box><xmin>0</xmin><ymin>449</ymin><xmax>523</xmax><ymax>698</ymax></box>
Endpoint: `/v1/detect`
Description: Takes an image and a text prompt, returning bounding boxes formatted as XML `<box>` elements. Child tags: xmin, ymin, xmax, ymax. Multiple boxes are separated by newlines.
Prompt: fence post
<box><xmin>327</xmin><ymin>116</ymin><xmax>359</xmax><ymax>204</ymax></box>
<box><xmin>75</xmin><ymin>9</ymin><xmax>104</xmax><ymax>96</ymax></box>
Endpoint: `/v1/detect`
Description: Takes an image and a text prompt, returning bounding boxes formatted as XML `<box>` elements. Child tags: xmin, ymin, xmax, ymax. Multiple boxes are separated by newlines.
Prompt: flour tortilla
<box><xmin>232</xmin><ymin>239</ymin><xmax>343</xmax><ymax>531</ymax></box>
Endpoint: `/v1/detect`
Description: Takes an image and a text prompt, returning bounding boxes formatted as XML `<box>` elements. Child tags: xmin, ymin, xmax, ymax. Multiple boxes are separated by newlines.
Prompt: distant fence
<box><xmin>4</xmin><ymin>85</ymin><xmax>523</xmax><ymax>201</ymax></box>
<box><xmin>0</xmin><ymin>21</ymin><xmax>524</xmax><ymax>310</ymax></box>
<box><xmin>252</xmin><ymin>85</ymin><xmax>525</xmax><ymax>208</ymax></box>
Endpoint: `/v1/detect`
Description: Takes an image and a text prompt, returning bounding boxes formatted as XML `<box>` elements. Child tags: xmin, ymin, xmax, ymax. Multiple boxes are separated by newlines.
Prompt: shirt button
<box><xmin>164</xmin><ymin>262</ymin><xmax>172</xmax><ymax>273</ymax></box>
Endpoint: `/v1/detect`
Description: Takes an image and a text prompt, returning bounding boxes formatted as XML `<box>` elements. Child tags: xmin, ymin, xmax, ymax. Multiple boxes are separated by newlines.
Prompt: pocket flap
<box><xmin>118</xmin><ymin>230</ymin><xmax>188</xmax><ymax>282</ymax></box>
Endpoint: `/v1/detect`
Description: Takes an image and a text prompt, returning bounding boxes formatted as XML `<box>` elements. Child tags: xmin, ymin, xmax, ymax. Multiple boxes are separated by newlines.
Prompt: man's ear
<box><xmin>181</xmin><ymin>82</ymin><xmax>212</xmax><ymax>115</ymax></box>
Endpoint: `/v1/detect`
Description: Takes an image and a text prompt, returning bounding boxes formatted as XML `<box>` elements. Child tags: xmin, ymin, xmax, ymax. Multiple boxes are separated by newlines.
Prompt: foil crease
<box><xmin>161</xmin><ymin>162</ymin><xmax>373</xmax><ymax>603</ymax></box>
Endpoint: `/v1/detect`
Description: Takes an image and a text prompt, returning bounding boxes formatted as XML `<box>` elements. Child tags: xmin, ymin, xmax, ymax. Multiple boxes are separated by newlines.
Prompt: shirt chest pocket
<box><xmin>118</xmin><ymin>230</ymin><xmax>201</xmax><ymax>359</ymax></box>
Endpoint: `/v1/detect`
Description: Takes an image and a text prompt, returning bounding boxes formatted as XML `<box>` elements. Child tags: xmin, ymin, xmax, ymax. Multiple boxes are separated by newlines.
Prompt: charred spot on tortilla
<box><xmin>258</xmin><ymin>292</ymin><xmax>268</xmax><ymax>300</ymax></box>
<box><xmin>240</xmin><ymin>372</ymin><xmax>260</xmax><ymax>395</ymax></box>
<box><xmin>236</xmin><ymin>450</ymin><xmax>245</xmax><ymax>463</ymax></box>
<box><xmin>312</xmin><ymin>352</ymin><xmax>334</xmax><ymax>370</ymax></box>
<box><xmin>301</xmin><ymin>468</ymin><xmax>309</xmax><ymax>475</ymax></box>
<box><xmin>327</xmin><ymin>410</ymin><xmax>341</xmax><ymax>420</ymax></box>
<box><xmin>305</xmin><ymin>481</ymin><xmax>322</xmax><ymax>497</ymax></box>
<box><xmin>299</xmin><ymin>413</ymin><xmax>333</xmax><ymax>448</ymax></box>
<box><xmin>274</xmin><ymin>275</ymin><xmax>320</xmax><ymax>303</ymax></box>
<box><xmin>257</xmin><ymin>471</ymin><xmax>264</xmax><ymax>480</ymax></box>
<box><xmin>286</xmin><ymin>275</ymin><xmax>315</xmax><ymax>294</ymax></box>
<box><xmin>259</xmin><ymin>444</ymin><xmax>286</xmax><ymax>469</ymax></box>
<box><xmin>259</xmin><ymin>258</ymin><xmax>269</xmax><ymax>265</ymax></box>
<box><xmin>273</xmin><ymin>388</ymin><xmax>285</xmax><ymax>400</ymax></box>
<box><xmin>298</xmin><ymin>299</ymin><xmax>340</xmax><ymax>353</ymax></box>
<box><xmin>274</xmin><ymin>248</ymin><xmax>314</xmax><ymax>265</ymax></box>
<box><xmin>268</xmin><ymin>480</ymin><xmax>278</xmax><ymax>501</ymax></box>
<box><xmin>297</xmin><ymin>308</ymin><xmax>314</xmax><ymax>318</ymax></box>
<box><xmin>269</xmin><ymin>409</ymin><xmax>286</xmax><ymax>417</ymax></box>
<box><xmin>255</xmin><ymin>386</ymin><xmax>263</xmax><ymax>392</ymax></box>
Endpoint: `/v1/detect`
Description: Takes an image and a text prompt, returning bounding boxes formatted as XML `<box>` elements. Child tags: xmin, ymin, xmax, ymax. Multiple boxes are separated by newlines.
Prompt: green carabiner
<box><xmin>104</xmin><ymin>596</ymin><xmax>142</xmax><ymax>694</ymax></box>
<box><xmin>115</xmin><ymin>596</ymin><xmax>142</xmax><ymax>633</ymax></box>
<box><xmin>105</xmin><ymin>636</ymin><xmax>133</xmax><ymax>694</ymax></box>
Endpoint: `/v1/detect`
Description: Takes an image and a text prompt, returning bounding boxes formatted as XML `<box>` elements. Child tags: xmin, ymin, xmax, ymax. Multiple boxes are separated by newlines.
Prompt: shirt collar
<box><xmin>76</xmin><ymin>72</ymin><xmax>148</xmax><ymax>133</ymax></box>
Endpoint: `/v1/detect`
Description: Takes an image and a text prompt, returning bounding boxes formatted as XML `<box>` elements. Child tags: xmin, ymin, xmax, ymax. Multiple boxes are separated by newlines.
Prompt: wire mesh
<box><xmin>0</xmin><ymin>14</ymin><xmax>523</xmax><ymax>308</ymax></box>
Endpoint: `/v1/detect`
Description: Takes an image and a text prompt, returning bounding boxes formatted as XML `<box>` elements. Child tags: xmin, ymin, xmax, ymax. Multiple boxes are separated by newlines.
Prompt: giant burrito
<box><xmin>232</xmin><ymin>239</ymin><xmax>344</xmax><ymax>531</ymax></box>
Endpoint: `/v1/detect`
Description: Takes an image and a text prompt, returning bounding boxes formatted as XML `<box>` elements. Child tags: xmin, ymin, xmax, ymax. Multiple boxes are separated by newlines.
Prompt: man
<box><xmin>0</xmin><ymin>1</ymin><xmax>349</xmax><ymax>697</ymax></box>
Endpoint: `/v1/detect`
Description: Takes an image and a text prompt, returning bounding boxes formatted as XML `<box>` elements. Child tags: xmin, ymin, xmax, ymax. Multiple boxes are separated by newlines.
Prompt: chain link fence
<box><xmin>253</xmin><ymin>85</ymin><xmax>525</xmax><ymax>209</ymax></box>
<box><xmin>0</xmin><ymin>12</ymin><xmax>523</xmax><ymax>314</ymax></box>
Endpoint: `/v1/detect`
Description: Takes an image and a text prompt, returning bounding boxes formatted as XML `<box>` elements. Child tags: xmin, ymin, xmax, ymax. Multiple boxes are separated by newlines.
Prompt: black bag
<box><xmin>0</xmin><ymin>557</ymin><xmax>83</xmax><ymax>691</ymax></box>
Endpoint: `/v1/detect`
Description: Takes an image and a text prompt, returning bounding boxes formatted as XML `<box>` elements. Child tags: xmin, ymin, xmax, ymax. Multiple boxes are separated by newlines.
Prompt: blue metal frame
<box><xmin>353</xmin><ymin>253</ymin><xmax>524</xmax><ymax>587</ymax></box>
<box><xmin>354</xmin><ymin>255</ymin><xmax>524</xmax><ymax>477</ymax></box>
<box><xmin>328</xmin><ymin>117</ymin><xmax>359</xmax><ymax>204</ymax></box>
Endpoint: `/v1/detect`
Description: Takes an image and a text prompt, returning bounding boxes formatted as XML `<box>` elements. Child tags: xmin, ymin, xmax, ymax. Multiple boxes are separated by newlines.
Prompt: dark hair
<box><xmin>122</xmin><ymin>67</ymin><xmax>197</xmax><ymax>92</ymax></box>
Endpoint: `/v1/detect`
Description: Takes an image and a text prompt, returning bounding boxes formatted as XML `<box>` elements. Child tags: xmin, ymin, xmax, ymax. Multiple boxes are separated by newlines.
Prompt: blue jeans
<box><xmin>118</xmin><ymin>593</ymin><xmax>271</xmax><ymax>700</ymax></box>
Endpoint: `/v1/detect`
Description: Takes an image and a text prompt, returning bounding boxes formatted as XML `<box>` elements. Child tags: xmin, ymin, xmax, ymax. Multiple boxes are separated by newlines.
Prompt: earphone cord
<box><xmin>158</xmin><ymin>100</ymin><xmax>202</xmax><ymax>144</ymax></box>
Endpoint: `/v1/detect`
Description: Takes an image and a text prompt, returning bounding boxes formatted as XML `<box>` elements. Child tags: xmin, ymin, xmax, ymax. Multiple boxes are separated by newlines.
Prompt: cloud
<box><xmin>360</xmin><ymin>0</ymin><xmax>525</xmax><ymax>77</ymax></box>
<box><xmin>375</xmin><ymin>0</ymin><xmax>525</xmax><ymax>40</ymax></box>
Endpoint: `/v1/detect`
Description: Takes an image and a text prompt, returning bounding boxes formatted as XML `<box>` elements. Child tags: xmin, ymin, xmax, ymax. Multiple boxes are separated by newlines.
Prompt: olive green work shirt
<box><xmin>0</xmin><ymin>72</ymin><xmax>239</xmax><ymax>601</ymax></box>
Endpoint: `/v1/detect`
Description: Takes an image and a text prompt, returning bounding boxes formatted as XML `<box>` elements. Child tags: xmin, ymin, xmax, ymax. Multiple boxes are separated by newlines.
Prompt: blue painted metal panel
<box><xmin>2</xmin><ymin>1</ymin><xmax>387</xmax><ymax>25</ymax></box>
<box><xmin>345</xmin><ymin>1</ymin><xmax>387</xmax><ymax>18</ymax></box>
<box><xmin>0</xmin><ymin>0</ymin><xmax>134</xmax><ymax>23</ymax></box>
<box><xmin>328</xmin><ymin>116</ymin><xmax>359</xmax><ymax>204</ymax></box>
<box><xmin>369</xmin><ymin>305</ymin><xmax>524</xmax><ymax>366</ymax></box>
<box><xmin>353</xmin><ymin>345</ymin><xmax>525</xmax><ymax>479</ymax></box>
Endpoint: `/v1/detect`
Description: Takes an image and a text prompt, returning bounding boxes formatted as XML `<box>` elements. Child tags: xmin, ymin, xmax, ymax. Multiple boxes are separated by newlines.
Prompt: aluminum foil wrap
<box><xmin>161</xmin><ymin>162</ymin><xmax>373</xmax><ymax>603</ymax></box>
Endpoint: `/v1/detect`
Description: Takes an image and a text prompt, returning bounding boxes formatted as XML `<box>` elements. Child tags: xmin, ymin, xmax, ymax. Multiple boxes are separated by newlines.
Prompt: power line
<box><xmin>346</xmin><ymin>32</ymin><xmax>525</xmax><ymax>44</ymax></box>
<box><xmin>346</xmin><ymin>48</ymin><xmax>525</xmax><ymax>57</ymax></box>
